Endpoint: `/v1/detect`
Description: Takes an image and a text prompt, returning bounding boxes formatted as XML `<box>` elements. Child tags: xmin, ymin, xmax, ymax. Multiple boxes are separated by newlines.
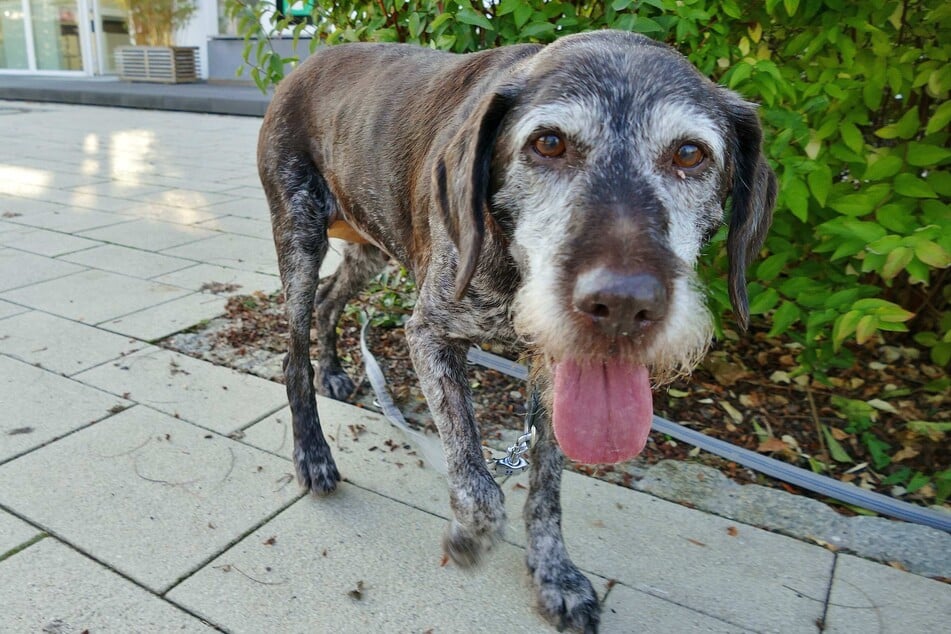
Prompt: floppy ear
<box><xmin>433</xmin><ymin>87</ymin><xmax>517</xmax><ymax>301</ymax></box>
<box><xmin>725</xmin><ymin>99</ymin><xmax>777</xmax><ymax>330</ymax></box>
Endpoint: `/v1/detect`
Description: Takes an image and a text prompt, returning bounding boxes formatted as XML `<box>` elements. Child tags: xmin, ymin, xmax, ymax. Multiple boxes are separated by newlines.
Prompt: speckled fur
<box><xmin>259</xmin><ymin>30</ymin><xmax>775</xmax><ymax>632</ymax></box>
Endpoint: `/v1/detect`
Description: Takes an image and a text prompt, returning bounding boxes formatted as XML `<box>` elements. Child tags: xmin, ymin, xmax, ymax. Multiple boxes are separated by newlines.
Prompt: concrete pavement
<box><xmin>0</xmin><ymin>100</ymin><xmax>948</xmax><ymax>633</ymax></box>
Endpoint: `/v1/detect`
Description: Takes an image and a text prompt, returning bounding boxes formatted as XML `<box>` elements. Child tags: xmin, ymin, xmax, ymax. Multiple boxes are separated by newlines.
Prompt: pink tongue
<box><xmin>552</xmin><ymin>359</ymin><xmax>653</xmax><ymax>464</ymax></box>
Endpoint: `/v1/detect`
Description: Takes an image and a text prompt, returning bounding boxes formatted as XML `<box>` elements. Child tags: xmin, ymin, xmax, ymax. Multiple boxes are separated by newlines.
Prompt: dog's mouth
<box><xmin>551</xmin><ymin>358</ymin><xmax>653</xmax><ymax>464</ymax></box>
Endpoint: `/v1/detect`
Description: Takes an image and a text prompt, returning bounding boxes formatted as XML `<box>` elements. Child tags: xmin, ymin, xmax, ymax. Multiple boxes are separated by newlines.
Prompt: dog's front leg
<box><xmin>405</xmin><ymin>308</ymin><xmax>505</xmax><ymax>566</ymax></box>
<box><xmin>526</xmin><ymin>401</ymin><xmax>600</xmax><ymax>633</ymax></box>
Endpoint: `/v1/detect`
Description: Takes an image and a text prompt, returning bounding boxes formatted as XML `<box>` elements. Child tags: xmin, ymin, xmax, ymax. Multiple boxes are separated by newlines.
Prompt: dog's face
<box><xmin>435</xmin><ymin>31</ymin><xmax>776</xmax><ymax>464</ymax></box>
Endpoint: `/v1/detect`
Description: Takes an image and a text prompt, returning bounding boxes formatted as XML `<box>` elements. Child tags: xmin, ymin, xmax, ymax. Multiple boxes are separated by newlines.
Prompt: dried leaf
<box><xmin>348</xmin><ymin>580</ymin><xmax>365</xmax><ymax>600</ymax></box>
<box><xmin>866</xmin><ymin>398</ymin><xmax>899</xmax><ymax>414</ymax></box>
<box><xmin>892</xmin><ymin>446</ymin><xmax>920</xmax><ymax>462</ymax></box>
<box><xmin>720</xmin><ymin>401</ymin><xmax>744</xmax><ymax>423</ymax></box>
<box><xmin>757</xmin><ymin>437</ymin><xmax>789</xmax><ymax>453</ymax></box>
<box><xmin>726</xmin><ymin>526</ymin><xmax>738</xmax><ymax>537</ymax></box>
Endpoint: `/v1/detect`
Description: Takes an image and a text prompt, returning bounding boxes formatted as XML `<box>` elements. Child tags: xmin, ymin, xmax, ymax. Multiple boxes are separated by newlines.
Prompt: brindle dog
<box><xmin>259</xmin><ymin>30</ymin><xmax>775</xmax><ymax>632</ymax></box>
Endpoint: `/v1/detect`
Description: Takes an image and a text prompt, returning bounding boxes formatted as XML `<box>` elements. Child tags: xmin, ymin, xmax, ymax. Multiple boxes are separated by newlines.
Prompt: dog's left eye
<box><xmin>673</xmin><ymin>143</ymin><xmax>705</xmax><ymax>169</ymax></box>
<box><xmin>532</xmin><ymin>133</ymin><xmax>566</xmax><ymax>158</ymax></box>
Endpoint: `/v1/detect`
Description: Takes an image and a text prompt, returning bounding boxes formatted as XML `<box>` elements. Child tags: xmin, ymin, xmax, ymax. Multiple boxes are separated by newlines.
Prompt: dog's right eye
<box><xmin>532</xmin><ymin>133</ymin><xmax>566</xmax><ymax>158</ymax></box>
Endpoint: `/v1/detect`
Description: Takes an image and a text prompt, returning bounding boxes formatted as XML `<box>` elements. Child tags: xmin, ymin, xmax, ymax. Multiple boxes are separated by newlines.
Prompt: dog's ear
<box><xmin>725</xmin><ymin>98</ymin><xmax>777</xmax><ymax>330</ymax></box>
<box><xmin>434</xmin><ymin>87</ymin><xmax>517</xmax><ymax>301</ymax></box>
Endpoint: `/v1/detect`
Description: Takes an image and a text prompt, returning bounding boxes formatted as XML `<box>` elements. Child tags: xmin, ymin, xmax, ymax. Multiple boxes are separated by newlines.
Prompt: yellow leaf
<box><xmin>748</xmin><ymin>22</ymin><xmax>762</xmax><ymax>43</ymax></box>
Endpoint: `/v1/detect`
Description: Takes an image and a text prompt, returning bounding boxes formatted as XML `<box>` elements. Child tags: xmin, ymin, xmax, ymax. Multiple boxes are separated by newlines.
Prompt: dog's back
<box><xmin>259</xmin><ymin>42</ymin><xmax>540</xmax><ymax>268</ymax></box>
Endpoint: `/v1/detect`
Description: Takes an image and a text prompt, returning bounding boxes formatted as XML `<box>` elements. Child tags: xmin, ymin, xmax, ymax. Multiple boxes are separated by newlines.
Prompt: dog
<box><xmin>259</xmin><ymin>30</ymin><xmax>776</xmax><ymax>632</ymax></box>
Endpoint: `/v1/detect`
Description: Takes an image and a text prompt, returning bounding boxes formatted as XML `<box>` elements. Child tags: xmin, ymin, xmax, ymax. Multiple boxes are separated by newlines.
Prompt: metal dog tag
<box><xmin>493</xmin><ymin>454</ymin><xmax>529</xmax><ymax>476</ymax></box>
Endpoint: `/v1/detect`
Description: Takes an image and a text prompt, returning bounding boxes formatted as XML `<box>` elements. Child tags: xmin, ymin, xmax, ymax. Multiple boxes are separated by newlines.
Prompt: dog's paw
<box><xmin>531</xmin><ymin>560</ymin><xmax>601</xmax><ymax>633</ymax></box>
<box><xmin>316</xmin><ymin>367</ymin><xmax>355</xmax><ymax>401</ymax></box>
<box><xmin>294</xmin><ymin>444</ymin><xmax>341</xmax><ymax>496</ymax></box>
<box><xmin>443</xmin><ymin>469</ymin><xmax>506</xmax><ymax>566</ymax></box>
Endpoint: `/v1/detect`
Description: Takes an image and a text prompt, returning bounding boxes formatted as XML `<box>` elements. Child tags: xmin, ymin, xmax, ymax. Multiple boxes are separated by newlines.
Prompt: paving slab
<box><xmin>132</xmin><ymin>188</ymin><xmax>241</xmax><ymax>210</ymax></box>
<box><xmin>0</xmin><ymin>508</ymin><xmax>41</xmax><ymax>557</ymax></box>
<box><xmin>112</xmin><ymin>201</ymin><xmax>225</xmax><ymax>225</ymax></box>
<box><xmin>5</xmin><ymin>207</ymin><xmax>132</xmax><ymax>232</ymax></box>
<box><xmin>153</xmin><ymin>263</ymin><xmax>282</xmax><ymax>296</ymax></box>
<box><xmin>0</xmin><ymin>311</ymin><xmax>144</xmax><ymax>375</ymax></box>
<box><xmin>0</xmin><ymin>227</ymin><xmax>103</xmax><ymax>256</ymax></box>
<box><xmin>0</xmin><ymin>269</ymin><xmax>191</xmax><ymax>323</ymax></box>
<box><xmin>195</xmin><ymin>214</ymin><xmax>272</xmax><ymax>238</ymax></box>
<box><xmin>78</xmin><ymin>217</ymin><xmax>219</xmax><ymax>251</ymax></box>
<box><xmin>74</xmin><ymin>347</ymin><xmax>286</xmax><ymax>434</ymax></box>
<box><xmin>100</xmin><ymin>292</ymin><xmax>228</xmax><ymax>341</ymax></box>
<box><xmin>0</xmin><ymin>298</ymin><xmax>28</xmax><ymax>320</ymax></box>
<box><xmin>0</xmin><ymin>538</ymin><xmax>213</xmax><ymax>632</ymax></box>
<box><xmin>162</xmin><ymin>233</ymin><xmax>279</xmax><ymax>275</ymax></box>
<box><xmin>0</xmin><ymin>406</ymin><xmax>301</xmax><ymax>593</ymax></box>
<box><xmin>824</xmin><ymin>553</ymin><xmax>951</xmax><ymax>633</ymax></box>
<box><xmin>60</xmin><ymin>243</ymin><xmax>196</xmax><ymax>278</ymax></box>
<box><xmin>168</xmin><ymin>483</ymin><xmax>737</xmax><ymax>633</ymax></box>
<box><xmin>200</xmin><ymin>197</ymin><xmax>270</xmax><ymax>220</ymax></box>
<box><xmin>0</xmin><ymin>355</ymin><xmax>130</xmax><ymax>463</ymax></box>
<box><xmin>0</xmin><ymin>195</ymin><xmax>68</xmax><ymax>217</ymax></box>
<box><xmin>0</xmin><ymin>248</ymin><xmax>84</xmax><ymax>292</ymax></box>
<box><xmin>243</xmin><ymin>400</ymin><xmax>831</xmax><ymax>633</ymax></box>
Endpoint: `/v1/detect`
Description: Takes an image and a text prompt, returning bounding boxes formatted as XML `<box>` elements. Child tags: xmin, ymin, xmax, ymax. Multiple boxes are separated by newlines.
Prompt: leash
<box><xmin>359</xmin><ymin>316</ymin><xmax>535</xmax><ymax>479</ymax></box>
<box><xmin>357</xmin><ymin>316</ymin><xmax>951</xmax><ymax>532</ymax></box>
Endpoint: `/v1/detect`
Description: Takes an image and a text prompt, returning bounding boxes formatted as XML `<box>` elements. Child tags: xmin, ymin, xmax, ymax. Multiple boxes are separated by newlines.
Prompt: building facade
<box><xmin>0</xmin><ymin>0</ymin><xmax>230</xmax><ymax>78</ymax></box>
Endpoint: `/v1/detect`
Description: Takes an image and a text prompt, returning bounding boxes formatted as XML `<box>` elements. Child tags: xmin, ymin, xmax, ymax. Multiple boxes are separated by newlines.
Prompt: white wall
<box><xmin>174</xmin><ymin>0</ymin><xmax>220</xmax><ymax>79</ymax></box>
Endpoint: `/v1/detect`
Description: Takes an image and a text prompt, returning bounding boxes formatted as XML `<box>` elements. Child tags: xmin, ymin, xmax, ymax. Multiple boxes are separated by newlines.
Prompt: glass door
<box><xmin>91</xmin><ymin>0</ymin><xmax>128</xmax><ymax>74</ymax></box>
<box><xmin>0</xmin><ymin>0</ymin><xmax>101</xmax><ymax>73</ymax></box>
<box><xmin>0</xmin><ymin>0</ymin><xmax>31</xmax><ymax>69</ymax></box>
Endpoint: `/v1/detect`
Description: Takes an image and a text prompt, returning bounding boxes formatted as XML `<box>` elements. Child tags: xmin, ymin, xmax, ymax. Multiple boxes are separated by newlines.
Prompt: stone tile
<box><xmin>0</xmin><ymin>407</ymin><xmax>300</xmax><ymax>593</ymax></box>
<box><xmin>0</xmin><ymin>248</ymin><xmax>85</xmax><ymax>292</ymax></box>
<box><xmin>222</xmin><ymin>185</ymin><xmax>266</xmax><ymax>201</ymax></box>
<box><xmin>602</xmin><ymin>583</ymin><xmax>752</xmax><ymax>633</ymax></box>
<box><xmin>195</xmin><ymin>214</ymin><xmax>271</xmax><ymax>238</ymax></box>
<box><xmin>112</xmin><ymin>201</ymin><xmax>223</xmax><ymax>225</ymax></box>
<box><xmin>100</xmin><ymin>292</ymin><xmax>228</xmax><ymax>341</ymax></box>
<box><xmin>60</xmin><ymin>244</ymin><xmax>195</xmax><ymax>279</ymax></box>
<box><xmin>241</xmin><ymin>401</ymin><xmax>450</xmax><ymax>516</ymax></box>
<box><xmin>0</xmin><ymin>269</ymin><xmax>190</xmax><ymax>323</ymax></box>
<box><xmin>0</xmin><ymin>220</ymin><xmax>35</xmax><ymax>241</ymax></box>
<box><xmin>153</xmin><ymin>263</ymin><xmax>281</xmax><ymax>296</ymax></box>
<box><xmin>247</xmin><ymin>400</ymin><xmax>829</xmax><ymax>633</ymax></box>
<box><xmin>133</xmin><ymin>188</ymin><xmax>240</xmax><ymax>210</ymax></box>
<box><xmin>162</xmin><ymin>233</ymin><xmax>278</xmax><ymax>275</ymax></box>
<box><xmin>6</xmin><ymin>207</ymin><xmax>132</xmax><ymax>232</ymax></box>
<box><xmin>0</xmin><ymin>508</ymin><xmax>40</xmax><ymax>557</ymax></box>
<box><xmin>0</xmin><ymin>298</ymin><xmax>28</xmax><ymax>320</ymax></box>
<box><xmin>78</xmin><ymin>217</ymin><xmax>219</xmax><ymax>251</ymax></box>
<box><xmin>197</xmin><ymin>197</ymin><xmax>269</xmax><ymax>220</ymax></box>
<box><xmin>1</xmin><ymin>228</ymin><xmax>103</xmax><ymax>256</ymax></box>
<box><xmin>0</xmin><ymin>538</ymin><xmax>213</xmax><ymax>631</ymax></box>
<box><xmin>0</xmin><ymin>356</ymin><xmax>129</xmax><ymax>463</ymax></box>
<box><xmin>502</xmin><ymin>474</ymin><xmax>832</xmax><ymax>634</ymax></box>
<box><xmin>0</xmin><ymin>195</ymin><xmax>68</xmax><ymax>218</ymax></box>
<box><xmin>74</xmin><ymin>347</ymin><xmax>286</xmax><ymax>433</ymax></box>
<box><xmin>825</xmin><ymin>554</ymin><xmax>951</xmax><ymax>633</ymax></box>
<box><xmin>0</xmin><ymin>311</ymin><xmax>144</xmax><ymax>376</ymax></box>
<box><xmin>168</xmin><ymin>485</ymin><xmax>556</xmax><ymax>632</ymax></box>
<box><xmin>70</xmin><ymin>181</ymin><xmax>170</xmax><ymax>200</ymax></box>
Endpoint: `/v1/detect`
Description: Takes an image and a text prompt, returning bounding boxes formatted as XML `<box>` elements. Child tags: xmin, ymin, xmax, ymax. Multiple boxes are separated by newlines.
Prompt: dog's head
<box><xmin>435</xmin><ymin>31</ymin><xmax>776</xmax><ymax>463</ymax></box>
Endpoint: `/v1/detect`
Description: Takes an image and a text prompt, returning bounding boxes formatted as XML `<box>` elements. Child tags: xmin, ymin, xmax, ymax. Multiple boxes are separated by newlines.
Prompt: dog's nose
<box><xmin>572</xmin><ymin>268</ymin><xmax>668</xmax><ymax>334</ymax></box>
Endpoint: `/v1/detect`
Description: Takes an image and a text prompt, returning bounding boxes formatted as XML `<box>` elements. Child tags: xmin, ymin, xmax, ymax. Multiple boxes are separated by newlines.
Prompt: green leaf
<box><xmin>807</xmin><ymin>163</ymin><xmax>832</xmax><ymax>206</ymax></box>
<box><xmin>914</xmin><ymin>241</ymin><xmax>951</xmax><ymax>268</ymax></box>
<box><xmin>875</xmin><ymin>109</ymin><xmax>920</xmax><ymax>140</ymax></box>
<box><xmin>520</xmin><ymin>21</ymin><xmax>556</xmax><ymax>39</ymax></box>
<box><xmin>893</xmin><ymin>173</ymin><xmax>938</xmax><ymax>198</ymax></box>
<box><xmin>749</xmin><ymin>288</ymin><xmax>780</xmax><ymax>315</ymax></box>
<box><xmin>822</xmin><ymin>424</ymin><xmax>853</xmax><ymax>463</ymax></box>
<box><xmin>925</xmin><ymin>100</ymin><xmax>951</xmax><ymax>135</ymax></box>
<box><xmin>768</xmin><ymin>301</ymin><xmax>800</xmax><ymax>336</ymax></box>
<box><xmin>833</xmin><ymin>310</ymin><xmax>863</xmax><ymax>348</ymax></box>
<box><xmin>632</xmin><ymin>16</ymin><xmax>664</xmax><ymax>34</ymax></box>
<box><xmin>513</xmin><ymin>3</ymin><xmax>533</xmax><ymax>29</ymax></box>
<box><xmin>784</xmin><ymin>177</ymin><xmax>810</xmax><ymax>221</ymax></box>
<box><xmin>757</xmin><ymin>253</ymin><xmax>788</xmax><ymax>280</ymax></box>
<box><xmin>840</xmin><ymin>122</ymin><xmax>864</xmax><ymax>153</ymax></box>
<box><xmin>856</xmin><ymin>314</ymin><xmax>878</xmax><ymax>344</ymax></box>
<box><xmin>906</xmin><ymin>142</ymin><xmax>951</xmax><ymax>167</ymax></box>
<box><xmin>783</xmin><ymin>0</ymin><xmax>800</xmax><ymax>16</ymax></box>
<box><xmin>882</xmin><ymin>246</ymin><xmax>914</xmax><ymax>279</ymax></box>
<box><xmin>863</xmin><ymin>155</ymin><xmax>903</xmax><ymax>181</ymax></box>
<box><xmin>456</xmin><ymin>7</ymin><xmax>494</xmax><ymax>30</ymax></box>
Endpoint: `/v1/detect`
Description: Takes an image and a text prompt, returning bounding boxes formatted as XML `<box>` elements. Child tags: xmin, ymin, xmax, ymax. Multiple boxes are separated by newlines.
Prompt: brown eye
<box><xmin>532</xmin><ymin>133</ymin><xmax>566</xmax><ymax>158</ymax></box>
<box><xmin>673</xmin><ymin>143</ymin><xmax>704</xmax><ymax>169</ymax></box>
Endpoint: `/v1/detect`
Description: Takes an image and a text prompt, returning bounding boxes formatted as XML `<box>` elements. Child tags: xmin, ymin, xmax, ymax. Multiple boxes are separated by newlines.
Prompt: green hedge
<box><xmin>230</xmin><ymin>0</ymin><xmax>950</xmax><ymax>376</ymax></box>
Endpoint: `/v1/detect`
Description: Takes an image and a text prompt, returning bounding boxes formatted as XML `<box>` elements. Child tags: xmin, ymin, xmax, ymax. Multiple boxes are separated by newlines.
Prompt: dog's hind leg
<box><xmin>525</xmin><ymin>405</ymin><xmax>600</xmax><ymax>633</ymax></box>
<box><xmin>313</xmin><ymin>243</ymin><xmax>388</xmax><ymax>400</ymax></box>
<box><xmin>265</xmin><ymin>156</ymin><xmax>340</xmax><ymax>496</ymax></box>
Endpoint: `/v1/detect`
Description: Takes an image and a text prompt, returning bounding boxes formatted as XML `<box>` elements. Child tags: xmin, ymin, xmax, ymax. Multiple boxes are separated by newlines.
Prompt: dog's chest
<box><xmin>444</xmin><ymin>292</ymin><xmax>518</xmax><ymax>345</ymax></box>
